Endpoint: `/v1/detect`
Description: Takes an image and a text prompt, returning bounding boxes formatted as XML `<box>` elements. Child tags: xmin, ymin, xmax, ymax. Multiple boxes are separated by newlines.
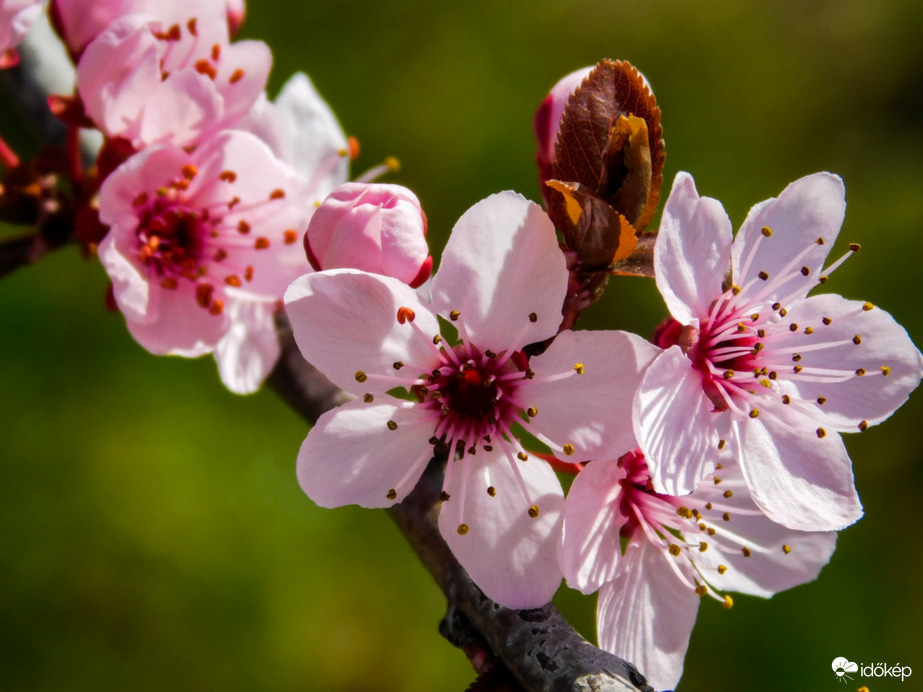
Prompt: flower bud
<box><xmin>534</xmin><ymin>66</ymin><xmax>592</xmax><ymax>193</ymax></box>
<box><xmin>305</xmin><ymin>182</ymin><xmax>432</xmax><ymax>287</ymax></box>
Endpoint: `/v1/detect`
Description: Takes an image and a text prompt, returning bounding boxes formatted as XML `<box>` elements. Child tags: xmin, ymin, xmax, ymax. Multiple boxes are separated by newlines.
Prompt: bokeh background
<box><xmin>2</xmin><ymin>1</ymin><xmax>922</xmax><ymax>690</ymax></box>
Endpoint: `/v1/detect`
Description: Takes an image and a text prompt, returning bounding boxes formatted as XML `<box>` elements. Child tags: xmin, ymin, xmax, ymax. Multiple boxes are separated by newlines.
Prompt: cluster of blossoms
<box><xmin>285</xmin><ymin>66</ymin><xmax>922</xmax><ymax>689</ymax></box>
<box><xmin>9</xmin><ymin>0</ymin><xmax>431</xmax><ymax>393</ymax></box>
<box><xmin>3</xmin><ymin>6</ymin><xmax>921</xmax><ymax>690</ymax></box>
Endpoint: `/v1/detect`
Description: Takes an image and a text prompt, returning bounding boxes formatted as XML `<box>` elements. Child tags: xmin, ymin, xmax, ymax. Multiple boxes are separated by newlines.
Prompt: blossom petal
<box><xmin>655</xmin><ymin>171</ymin><xmax>733</xmax><ymax>324</ymax></box>
<box><xmin>687</xmin><ymin>456</ymin><xmax>837</xmax><ymax>597</ymax></box>
<box><xmin>213</xmin><ymin>297</ymin><xmax>279</xmax><ymax>394</ymax></box>
<box><xmin>439</xmin><ymin>450</ymin><xmax>564</xmax><ymax>609</ymax></box>
<box><xmin>731</xmin><ymin>173</ymin><xmax>843</xmax><ymax>303</ymax></box>
<box><xmin>272</xmin><ymin>72</ymin><xmax>349</xmax><ymax>199</ymax></box>
<box><xmin>297</xmin><ymin>398</ymin><xmax>435</xmax><ymax>509</ymax></box>
<box><xmin>777</xmin><ymin>293</ymin><xmax>923</xmax><ymax>430</ymax></box>
<box><xmin>560</xmin><ymin>458</ymin><xmax>627</xmax><ymax>594</ymax></box>
<box><xmin>122</xmin><ymin>278</ymin><xmax>228</xmax><ymax>356</ymax></box>
<box><xmin>431</xmin><ymin>192</ymin><xmax>567</xmax><ymax>352</ymax></box>
<box><xmin>215</xmin><ymin>39</ymin><xmax>272</xmax><ymax>128</ymax></box>
<box><xmin>732</xmin><ymin>413</ymin><xmax>863</xmax><ymax>531</ymax></box>
<box><xmin>284</xmin><ymin>269</ymin><xmax>441</xmax><ymax>395</ymax></box>
<box><xmin>597</xmin><ymin>540</ymin><xmax>699</xmax><ymax>692</ymax></box>
<box><xmin>527</xmin><ymin>330</ymin><xmax>659</xmax><ymax>460</ymax></box>
<box><xmin>634</xmin><ymin>346</ymin><xmax>722</xmax><ymax>495</ymax></box>
<box><xmin>138</xmin><ymin>68</ymin><xmax>221</xmax><ymax>146</ymax></box>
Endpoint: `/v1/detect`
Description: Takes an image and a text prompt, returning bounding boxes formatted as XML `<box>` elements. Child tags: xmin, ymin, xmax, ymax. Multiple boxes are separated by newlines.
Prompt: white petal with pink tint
<box><xmin>655</xmin><ymin>172</ymin><xmax>733</xmax><ymax>324</ymax></box>
<box><xmin>597</xmin><ymin>540</ymin><xmax>699</xmax><ymax>692</ymax></box>
<box><xmin>439</xmin><ymin>449</ymin><xmax>564</xmax><ymax>609</ymax></box>
<box><xmin>732</xmin><ymin>173</ymin><xmax>843</xmax><ymax>302</ymax></box>
<box><xmin>284</xmin><ymin>269</ymin><xmax>441</xmax><ymax>395</ymax></box>
<box><xmin>528</xmin><ymin>330</ymin><xmax>658</xmax><ymax>459</ymax></box>
<box><xmin>214</xmin><ymin>297</ymin><xmax>280</xmax><ymax>395</ymax></box>
<box><xmin>560</xmin><ymin>458</ymin><xmax>628</xmax><ymax>594</ymax></box>
<box><xmin>635</xmin><ymin>346</ymin><xmax>721</xmax><ymax>495</ymax></box>
<box><xmin>297</xmin><ymin>399</ymin><xmax>436</xmax><ymax>509</ymax></box>
<box><xmin>733</xmin><ymin>413</ymin><xmax>863</xmax><ymax>531</ymax></box>
<box><xmin>776</xmin><ymin>293</ymin><xmax>923</xmax><ymax>430</ymax></box>
<box><xmin>431</xmin><ymin>192</ymin><xmax>566</xmax><ymax>352</ymax></box>
<box><xmin>691</xmin><ymin>463</ymin><xmax>837</xmax><ymax>597</ymax></box>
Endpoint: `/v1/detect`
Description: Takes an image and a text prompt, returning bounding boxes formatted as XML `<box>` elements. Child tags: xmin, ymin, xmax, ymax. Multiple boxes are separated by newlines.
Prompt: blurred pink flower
<box><xmin>76</xmin><ymin>8</ymin><xmax>269</xmax><ymax>148</ymax></box>
<box><xmin>305</xmin><ymin>182</ymin><xmax>432</xmax><ymax>287</ymax></box>
<box><xmin>0</xmin><ymin>0</ymin><xmax>42</xmax><ymax>67</ymax></box>
<box><xmin>285</xmin><ymin>191</ymin><xmax>656</xmax><ymax>608</ymax></box>
<box><xmin>237</xmin><ymin>71</ymin><xmax>350</xmax><ymax>208</ymax></box>
<box><xmin>51</xmin><ymin>0</ymin><xmax>244</xmax><ymax>58</ymax></box>
<box><xmin>560</xmin><ymin>448</ymin><xmax>836</xmax><ymax>691</ymax></box>
<box><xmin>636</xmin><ymin>171</ymin><xmax>923</xmax><ymax>530</ymax></box>
<box><xmin>98</xmin><ymin>130</ymin><xmax>311</xmax><ymax>393</ymax></box>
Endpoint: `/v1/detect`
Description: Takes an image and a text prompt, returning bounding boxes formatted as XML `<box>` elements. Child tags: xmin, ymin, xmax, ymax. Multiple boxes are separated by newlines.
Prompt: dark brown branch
<box><xmin>269</xmin><ymin>330</ymin><xmax>653</xmax><ymax>692</ymax></box>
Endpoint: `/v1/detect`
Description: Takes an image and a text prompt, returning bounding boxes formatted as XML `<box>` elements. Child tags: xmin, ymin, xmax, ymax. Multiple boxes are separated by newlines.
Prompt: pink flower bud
<box><xmin>533</xmin><ymin>66</ymin><xmax>592</xmax><ymax>192</ymax></box>
<box><xmin>305</xmin><ymin>182</ymin><xmax>432</xmax><ymax>288</ymax></box>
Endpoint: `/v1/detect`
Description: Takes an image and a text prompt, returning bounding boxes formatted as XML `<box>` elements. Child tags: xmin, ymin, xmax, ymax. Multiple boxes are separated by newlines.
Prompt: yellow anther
<box><xmin>853</xmin><ymin>334</ymin><xmax>862</xmax><ymax>345</ymax></box>
<box><xmin>387</xmin><ymin>420</ymin><xmax>398</xmax><ymax>431</ymax></box>
<box><xmin>816</xmin><ymin>428</ymin><xmax>826</xmax><ymax>438</ymax></box>
<box><xmin>563</xmin><ymin>444</ymin><xmax>575</xmax><ymax>456</ymax></box>
<box><xmin>699</xmin><ymin>542</ymin><xmax>708</xmax><ymax>552</ymax></box>
<box><xmin>856</xmin><ymin>368</ymin><xmax>866</xmax><ymax>376</ymax></box>
<box><xmin>741</xmin><ymin>546</ymin><xmax>751</xmax><ymax>557</ymax></box>
<box><xmin>723</xmin><ymin>595</ymin><xmax>734</xmax><ymax>609</ymax></box>
<box><xmin>862</xmin><ymin>302</ymin><xmax>874</xmax><ymax>311</ymax></box>
<box><xmin>858</xmin><ymin>420</ymin><xmax>869</xmax><ymax>432</ymax></box>
<box><xmin>527</xmin><ymin>406</ymin><xmax>538</xmax><ymax>418</ymax></box>
<box><xmin>668</xmin><ymin>544</ymin><xmax>681</xmax><ymax>557</ymax></box>
<box><xmin>355</xmin><ymin>371</ymin><xmax>368</xmax><ymax>383</ymax></box>
<box><xmin>528</xmin><ymin>505</ymin><xmax>540</xmax><ymax>518</ymax></box>
<box><xmin>573</xmin><ymin>363</ymin><xmax>585</xmax><ymax>374</ymax></box>
<box><xmin>517</xmin><ymin>452</ymin><xmax>528</xmax><ymax>461</ymax></box>
<box><xmin>849</xmin><ymin>242</ymin><xmax>861</xmax><ymax>252</ymax></box>
<box><xmin>882</xmin><ymin>366</ymin><xmax>891</xmax><ymax>377</ymax></box>
<box><xmin>723</xmin><ymin>512</ymin><xmax>731</xmax><ymax>522</ymax></box>
<box><xmin>695</xmin><ymin>585</ymin><xmax>708</xmax><ymax>596</ymax></box>
<box><xmin>449</xmin><ymin>310</ymin><xmax>460</xmax><ymax>321</ymax></box>
<box><xmin>761</xmin><ymin>226</ymin><xmax>773</xmax><ymax>237</ymax></box>
<box><xmin>717</xmin><ymin>564</ymin><xmax>727</xmax><ymax>574</ymax></box>
<box><xmin>487</xmin><ymin>486</ymin><xmax>496</xmax><ymax>497</ymax></box>
<box><xmin>386</xmin><ymin>489</ymin><xmax>397</xmax><ymax>500</ymax></box>
<box><xmin>749</xmin><ymin>409</ymin><xmax>759</xmax><ymax>419</ymax></box>
<box><xmin>457</xmin><ymin>524</ymin><xmax>469</xmax><ymax>535</ymax></box>
<box><xmin>363</xmin><ymin>393</ymin><xmax>374</xmax><ymax>403</ymax></box>
<box><xmin>783</xmin><ymin>544</ymin><xmax>791</xmax><ymax>554</ymax></box>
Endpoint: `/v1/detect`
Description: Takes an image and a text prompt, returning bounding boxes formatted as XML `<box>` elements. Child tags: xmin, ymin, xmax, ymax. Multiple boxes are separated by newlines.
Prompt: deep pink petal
<box><xmin>655</xmin><ymin>172</ymin><xmax>733</xmax><ymax>324</ymax></box>
<box><xmin>284</xmin><ymin>269</ymin><xmax>442</xmax><ymax>395</ymax></box>
<box><xmin>439</xmin><ymin>450</ymin><xmax>564</xmax><ymax>609</ymax></box>
<box><xmin>690</xmin><ymin>457</ymin><xmax>837</xmax><ymax>597</ymax></box>
<box><xmin>733</xmin><ymin>413</ymin><xmax>863</xmax><ymax>531</ymax></box>
<box><xmin>776</xmin><ymin>293</ymin><xmax>923</xmax><ymax>430</ymax></box>
<box><xmin>431</xmin><ymin>192</ymin><xmax>566</xmax><ymax>353</ymax></box>
<box><xmin>634</xmin><ymin>347</ymin><xmax>722</xmax><ymax>495</ymax></box>
<box><xmin>731</xmin><ymin>173</ymin><xmax>843</xmax><ymax>303</ymax></box>
<box><xmin>560</xmin><ymin>458</ymin><xmax>627</xmax><ymax>594</ymax></box>
<box><xmin>297</xmin><ymin>399</ymin><xmax>435</xmax><ymax>509</ymax></box>
<box><xmin>527</xmin><ymin>330</ymin><xmax>659</xmax><ymax>460</ymax></box>
<box><xmin>597</xmin><ymin>540</ymin><xmax>699</xmax><ymax>692</ymax></box>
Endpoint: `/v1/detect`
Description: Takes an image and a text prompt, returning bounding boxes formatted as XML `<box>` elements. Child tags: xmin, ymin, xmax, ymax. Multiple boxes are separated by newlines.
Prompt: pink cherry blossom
<box><xmin>0</xmin><ymin>0</ymin><xmax>42</xmax><ymax>67</ymax></box>
<box><xmin>636</xmin><ymin>171</ymin><xmax>923</xmax><ymax>530</ymax></box>
<box><xmin>98</xmin><ymin>130</ymin><xmax>311</xmax><ymax>393</ymax></box>
<box><xmin>284</xmin><ymin>191</ymin><xmax>657</xmax><ymax>608</ymax></box>
<box><xmin>237</xmin><ymin>71</ymin><xmax>350</xmax><ymax>207</ymax></box>
<box><xmin>304</xmin><ymin>182</ymin><xmax>432</xmax><ymax>287</ymax></box>
<box><xmin>51</xmin><ymin>0</ymin><xmax>244</xmax><ymax>58</ymax></box>
<box><xmin>533</xmin><ymin>66</ymin><xmax>591</xmax><ymax>200</ymax></box>
<box><xmin>560</xmin><ymin>448</ymin><xmax>836</xmax><ymax>690</ymax></box>
<box><xmin>76</xmin><ymin>8</ymin><xmax>269</xmax><ymax>149</ymax></box>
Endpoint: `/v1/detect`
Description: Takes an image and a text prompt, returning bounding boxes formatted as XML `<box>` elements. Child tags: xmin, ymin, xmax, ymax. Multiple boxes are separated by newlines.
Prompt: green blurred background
<box><xmin>2</xmin><ymin>1</ymin><xmax>923</xmax><ymax>690</ymax></box>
